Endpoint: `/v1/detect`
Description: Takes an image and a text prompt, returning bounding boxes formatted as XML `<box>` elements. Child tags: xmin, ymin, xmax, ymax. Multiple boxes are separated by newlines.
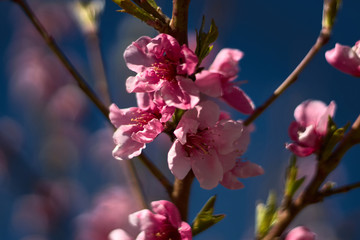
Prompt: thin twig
<box><xmin>85</xmin><ymin>31</ymin><xmax>112</xmax><ymax>106</ymax></box>
<box><xmin>317</xmin><ymin>181</ymin><xmax>360</xmax><ymax>200</ymax></box>
<box><xmin>132</xmin><ymin>0</ymin><xmax>170</xmax><ymax>25</ymax></box>
<box><xmin>244</xmin><ymin>28</ymin><xmax>331</xmax><ymax>126</ymax></box>
<box><xmin>171</xmin><ymin>171</ymin><xmax>194</xmax><ymax>221</ymax></box>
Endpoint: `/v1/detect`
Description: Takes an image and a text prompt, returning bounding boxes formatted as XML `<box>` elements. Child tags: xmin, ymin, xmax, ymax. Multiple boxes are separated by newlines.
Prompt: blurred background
<box><xmin>1</xmin><ymin>0</ymin><xmax>360</xmax><ymax>239</ymax></box>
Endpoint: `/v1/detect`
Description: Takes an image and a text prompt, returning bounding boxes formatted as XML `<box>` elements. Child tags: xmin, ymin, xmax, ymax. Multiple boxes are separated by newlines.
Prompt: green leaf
<box><xmin>285</xmin><ymin>156</ymin><xmax>306</xmax><ymax>198</ymax></box>
<box><xmin>195</xmin><ymin>17</ymin><xmax>219</xmax><ymax>66</ymax></box>
<box><xmin>145</xmin><ymin>0</ymin><xmax>159</xmax><ymax>9</ymax></box>
<box><xmin>112</xmin><ymin>0</ymin><xmax>156</xmax><ymax>23</ymax></box>
<box><xmin>255</xmin><ymin>191</ymin><xmax>278</xmax><ymax>238</ymax></box>
<box><xmin>191</xmin><ymin>196</ymin><xmax>225</xmax><ymax>236</ymax></box>
<box><xmin>320</xmin><ymin>118</ymin><xmax>349</xmax><ymax>161</ymax></box>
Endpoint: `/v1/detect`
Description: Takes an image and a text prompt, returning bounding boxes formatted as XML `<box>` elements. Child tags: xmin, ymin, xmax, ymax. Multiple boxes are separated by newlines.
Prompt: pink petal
<box><xmin>148</xmin><ymin>34</ymin><xmax>181</xmax><ymax>61</ymax></box>
<box><xmin>195</xmin><ymin>70</ymin><xmax>223</xmax><ymax>97</ymax></box>
<box><xmin>220</xmin><ymin>171</ymin><xmax>245</xmax><ymax>190</ymax></box>
<box><xmin>285</xmin><ymin>143</ymin><xmax>315</xmax><ymax>157</ymax></box>
<box><xmin>179</xmin><ymin>222</ymin><xmax>193</xmax><ymax>240</ymax></box>
<box><xmin>316</xmin><ymin>100</ymin><xmax>336</xmax><ymax>135</ymax></box>
<box><xmin>288</xmin><ymin>121</ymin><xmax>301</xmax><ymax>142</ymax></box>
<box><xmin>109</xmin><ymin>104</ymin><xmax>135</xmax><ymax>128</ymax></box>
<box><xmin>232</xmin><ymin>161</ymin><xmax>264</xmax><ymax>178</ymax></box>
<box><xmin>196</xmin><ymin>101</ymin><xmax>220</xmax><ymax>129</ymax></box>
<box><xmin>294</xmin><ymin>100</ymin><xmax>328</xmax><ymax>127</ymax></box>
<box><xmin>109</xmin><ymin>229</ymin><xmax>133</xmax><ymax>240</ymax></box>
<box><xmin>285</xmin><ymin>226</ymin><xmax>316</xmax><ymax>240</ymax></box>
<box><xmin>178</xmin><ymin>45</ymin><xmax>198</xmax><ymax>75</ymax></box>
<box><xmin>191</xmin><ymin>149</ymin><xmax>223</xmax><ymax>190</ymax></box>
<box><xmin>222</xmin><ymin>86</ymin><xmax>255</xmax><ymax>114</ymax></box>
<box><xmin>131</xmin><ymin>119</ymin><xmax>164</xmax><ymax>143</ymax></box>
<box><xmin>151</xmin><ymin>200</ymin><xmax>182</xmax><ymax>228</ymax></box>
<box><xmin>174</xmin><ymin>118</ymin><xmax>199</xmax><ymax>144</ymax></box>
<box><xmin>112</xmin><ymin>128</ymin><xmax>146</xmax><ymax>160</ymax></box>
<box><xmin>168</xmin><ymin>140</ymin><xmax>192</xmax><ymax>180</ymax></box>
<box><xmin>124</xmin><ymin>36</ymin><xmax>154</xmax><ymax>73</ymax></box>
<box><xmin>210</xmin><ymin>48</ymin><xmax>244</xmax><ymax>78</ymax></box>
<box><xmin>325</xmin><ymin>43</ymin><xmax>360</xmax><ymax>77</ymax></box>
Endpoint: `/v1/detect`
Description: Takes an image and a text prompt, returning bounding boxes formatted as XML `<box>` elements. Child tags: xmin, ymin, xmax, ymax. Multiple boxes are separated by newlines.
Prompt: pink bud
<box><xmin>285</xmin><ymin>226</ymin><xmax>316</xmax><ymax>240</ymax></box>
<box><xmin>325</xmin><ymin>41</ymin><xmax>360</xmax><ymax>77</ymax></box>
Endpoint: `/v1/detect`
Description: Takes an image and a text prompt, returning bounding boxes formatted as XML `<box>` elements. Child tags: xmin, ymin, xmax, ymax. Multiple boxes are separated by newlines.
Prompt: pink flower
<box><xmin>109</xmin><ymin>102</ymin><xmax>174</xmax><ymax>160</ymax></box>
<box><xmin>285</xmin><ymin>226</ymin><xmax>316</xmax><ymax>240</ymax></box>
<box><xmin>124</xmin><ymin>33</ymin><xmax>200</xmax><ymax>110</ymax></box>
<box><xmin>325</xmin><ymin>41</ymin><xmax>360</xmax><ymax>77</ymax></box>
<box><xmin>109</xmin><ymin>200</ymin><xmax>192</xmax><ymax>240</ymax></box>
<box><xmin>168</xmin><ymin>101</ymin><xmax>261</xmax><ymax>189</ymax></box>
<box><xmin>195</xmin><ymin>48</ymin><xmax>255</xmax><ymax>114</ymax></box>
<box><xmin>286</xmin><ymin>100</ymin><xmax>336</xmax><ymax>157</ymax></box>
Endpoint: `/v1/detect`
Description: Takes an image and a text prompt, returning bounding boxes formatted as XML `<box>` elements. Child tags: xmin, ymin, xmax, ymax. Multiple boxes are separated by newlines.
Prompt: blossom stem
<box><xmin>171</xmin><ymin>171</ymin><xmax>194</xmax><ymax>221</ymax></box>
<box><xmin>170</xmin><ymin>0</ymin><xmax>191</xmax><ymax>45</ymax></box>
<box><xmin>243</xmin><ymin>28</ymin><xmax>331</xmax><ymax>126</ymax></box>
<box><xmin>262</xmin><ymin>114</ymin><xmax>360</xmax><ymax>239</ymax></box>
<box><xmin>85</xmin><ymin>31</ymin><xmax>112</xmax><ymax>106</ymax></box>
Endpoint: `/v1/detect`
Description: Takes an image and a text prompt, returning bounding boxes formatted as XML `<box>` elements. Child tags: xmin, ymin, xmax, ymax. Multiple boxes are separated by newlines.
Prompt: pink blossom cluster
<box><xmin>110</xmin><ymin>33</ymin><xmax>263</xmax><ymax>189</ymax></box>
<box><xmin>109</xmin><ymin>200</ymin><xmax>192</xmax><ymax>240</ymax></box>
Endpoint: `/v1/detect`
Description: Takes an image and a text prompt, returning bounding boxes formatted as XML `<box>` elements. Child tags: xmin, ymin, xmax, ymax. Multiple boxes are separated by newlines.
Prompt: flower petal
<box><xmin>222</xmin><ymin>86</ymin><xmax>255</xmax><ymax>114</ymax></box>
<box><xmin>325</xmin><ymin>43</ymin><xmax>360</xmax><ymax>77</ymax></box>
<box><xmin>168</xmin><ymin>140</ymin><xmax>192</xmax><ymax>180</ymax></box>
<box><xmin>195</xmin><ymin>70</ymin><xmax>223</xmax><ymax>97</ymax></box>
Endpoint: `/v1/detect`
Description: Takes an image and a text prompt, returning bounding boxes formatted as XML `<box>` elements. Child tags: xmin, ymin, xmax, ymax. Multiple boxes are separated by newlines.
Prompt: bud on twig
<box><xmin>322</xmin><ymin>0</ymin><xmax>341</xmax><ymax>30</ymax></box>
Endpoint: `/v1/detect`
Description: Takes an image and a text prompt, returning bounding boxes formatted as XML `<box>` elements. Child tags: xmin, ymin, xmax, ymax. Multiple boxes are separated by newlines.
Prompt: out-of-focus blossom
<box><xmin>195</xmin><ymin>48</ymin><xmax>254</xmax><ymax>114</ymax></box>
<box><xmin>46</xmin><ymin>84</ymin><xmax>88</xmax><ymax>121</ymax></box>
<box><xmin>109</xmin><ymin>200</ymin><xmax>192</xmax><ymax>240</ymax></box>
<box><xmin>71</xmin><ymin>0</ymin><xmax>105</xmax><ymax>34</ymax></box>
<box><xmin>75</xmin><ymin>186</ymin><xmax>141</xmax><ymax>240</ymax></box>
<box><xmin>285</xmin><ymin>226</ymin><xmax>317</xmax><ymax>240</ymax></box>
<box><xmin>12</xmin><ymin>180</ymin><xmax>85</xmax><ymax>237</ymax></box>
<box><xmin>325</xmin><ymin>41</ymin><xmax>360</xmax><ymax>77</ymax></box>
<box><xmin>168</xmin><ymin>101</ymin><xmax>262</xmax><ymax>189</ymax></box>
<box><xmin>124</xmin><ymin>33</ymin><xmax>199</xmax><ymax>110</ymax></box>
<box><xmin>286</xmin><ymin>100</ymin><xmax>336</xmax><ymax>157</ymax></box>
<box><xmin>109</xmin><ymin>101</ymin><xmax>174</xmax><ymax>160</ymax></box>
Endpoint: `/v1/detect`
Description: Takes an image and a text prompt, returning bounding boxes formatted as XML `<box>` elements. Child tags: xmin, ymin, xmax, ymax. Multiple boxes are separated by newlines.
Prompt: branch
<box><xmin>316</xmin><ymin>181</ymin><xmax>360</xmax><ymax>201</ymax></box>
<box><xmin>262</xmin><ymin>114</ymin><xmax>360</xmax><ymax>239</ymax></box>
<box><xmin>171</xmin><ymin>171</ymin><xmax>194</xmax><ymax>221</ymax></box>
<box><xmin>243</xmin><ymin>28</ymin><xmax>331</xmax><ymax>126</ymax></box>
<box><xmin>170</xmin><ymin>0</ymin><xmax>191</xmax><ymax>45</ymax></box>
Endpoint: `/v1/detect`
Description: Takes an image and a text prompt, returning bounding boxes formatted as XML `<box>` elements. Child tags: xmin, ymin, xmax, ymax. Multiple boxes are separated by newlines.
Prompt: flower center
<box><xmin>184</xmin><ymin>133</ymin><xmax>211</xmax><ymax>155</ymax></box>
<box><xmin>152</xmin><ymin>224</ymin><xmax>181</xmax><ymax>240</ymax></box>
<box><xmin>151</xmin><ymin>60</ymin><xmax>177</xmax><ymax>81</ymax></box>
<box><xmin>131</xmin><ymin>110</ymin><xmax>161</xmax><ymax>127</ymax></box>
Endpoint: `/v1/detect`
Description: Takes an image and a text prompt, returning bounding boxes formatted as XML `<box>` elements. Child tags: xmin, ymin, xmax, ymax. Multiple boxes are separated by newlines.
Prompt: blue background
<box><xmin>1</xmin><ymin>0</ymin><xmax>360</xmax><ymax>239</ymax></box>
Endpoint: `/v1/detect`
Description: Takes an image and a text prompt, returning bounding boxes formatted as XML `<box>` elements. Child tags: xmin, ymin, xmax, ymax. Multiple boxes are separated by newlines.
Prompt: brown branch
<box><xmin>169</xmin><ymin>0</ymin><xmax>191</xmax><ymax>45</ymax></box>
<box><xmin>316</xmin><ymin>181</ymin><xmax>360</xmax><ymax>201</ymax></box>
<box><xmin>171</xmin><ymin>171</ymin><xmax>194</xmax><ymax>221</ymax></box>
<box><xmin>244</xmin><ymin>28</ymin><xmax>331</xmax><ymax>126</ymax></box>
